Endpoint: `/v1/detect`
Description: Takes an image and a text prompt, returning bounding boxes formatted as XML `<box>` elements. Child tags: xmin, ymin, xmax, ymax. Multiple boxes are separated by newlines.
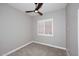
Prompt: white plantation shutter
<box><xmin>45</xmin><ymin>21</ymin><xmax>52</xmax><ymax>34</ymax></box>
<box><xmin>37</xmin><ymin>19</ymin><xmax>53</xmax><ymax>36</ymax></box>
<box><xmin>38</xmin><ymin>21</ymin><xmax>45</xmax><ymax>34</ymax></box>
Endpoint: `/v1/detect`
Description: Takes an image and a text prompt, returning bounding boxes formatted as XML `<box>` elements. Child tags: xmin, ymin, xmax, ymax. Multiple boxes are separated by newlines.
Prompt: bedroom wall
<box><xmin>66</xmin><ymin>3</ymin><xmax>79</xmax><ymax>56</ymax></box>
<box><xmin>32</xmin><ymin>8</ymin><xmax>66</xmax><ymax>48</ymax></box>
<box><xmin>0</xmin><ymin>4</ymin><xmax>32</xmax><ymax>55</ymax></box>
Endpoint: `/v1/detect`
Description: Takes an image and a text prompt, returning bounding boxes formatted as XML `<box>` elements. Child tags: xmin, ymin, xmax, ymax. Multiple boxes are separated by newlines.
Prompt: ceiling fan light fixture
<box><xmin>35</xmin><ymin>10</ymin><xmax>38</xmax><ymax>13</ymax></box>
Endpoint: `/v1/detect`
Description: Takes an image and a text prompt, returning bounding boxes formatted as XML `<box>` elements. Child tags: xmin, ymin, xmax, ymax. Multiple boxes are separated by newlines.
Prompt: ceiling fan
<box><xmin>25</xmin><ymin>3</ymin><xmax>43</xmax><ymax>16</ymax></box>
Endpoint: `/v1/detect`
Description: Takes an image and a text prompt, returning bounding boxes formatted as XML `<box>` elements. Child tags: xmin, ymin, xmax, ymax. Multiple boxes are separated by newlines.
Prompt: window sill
<box><xmin>37</xmin><ymin>34</ymin><xmax>54</xmax><ymax>37</ymax></box>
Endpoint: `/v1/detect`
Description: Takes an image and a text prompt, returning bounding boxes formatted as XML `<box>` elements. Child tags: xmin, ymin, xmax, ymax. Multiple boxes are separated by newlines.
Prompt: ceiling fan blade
<box><xmin>35</xmin><ymin>3</ymin><xmax>38</xmax><ymax>7</ymax></box>
<box><xmin>25</xmin><ymin>10</ymin><xmax>34</xmax><ymax>13</ymax></box>
<box><xmin>37</xmin><ymin>11</ymin><xmax>43</xmax><ymax>16</ymax></box>
<box><xmin>35</xmin><ymin>3</ymin><xmax>38</xmax><ymax>5</ymax></box>
<box><xmin>35</xmin><ymin>3</ymin><xmax>43</xmax><ymax>10</ymax></box>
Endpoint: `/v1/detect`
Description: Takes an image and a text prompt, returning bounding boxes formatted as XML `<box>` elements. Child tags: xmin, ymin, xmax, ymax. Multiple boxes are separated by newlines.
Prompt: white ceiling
<box><xmin>8</xmin><ymin>3</ymin><xmax>67</xmax><ymax>16</ymax></box>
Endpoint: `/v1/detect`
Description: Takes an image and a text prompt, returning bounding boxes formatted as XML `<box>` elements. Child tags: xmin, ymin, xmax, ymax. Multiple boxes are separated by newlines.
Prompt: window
<box><xmin>37</xmin><ymin>18</ymin><xmax>53</xmax><ymax>36</ymax></box>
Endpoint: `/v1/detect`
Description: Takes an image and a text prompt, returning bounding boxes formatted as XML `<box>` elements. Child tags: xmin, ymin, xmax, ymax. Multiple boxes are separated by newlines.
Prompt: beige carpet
<box><xmin>8</xmin><ymin>43</ymin><xmax>67</xmax><ymax>56</ymax></box>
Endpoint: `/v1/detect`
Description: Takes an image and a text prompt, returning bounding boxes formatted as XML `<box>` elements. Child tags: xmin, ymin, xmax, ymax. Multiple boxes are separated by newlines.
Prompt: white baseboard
<box><xmin>32</xmin><ymin>41</ymin><xmax>66</xmax><ymax>50</ymax></box>
<box><xmin>2</xmin><ymin>41</ymin><xmax>33</xmax><ymax>56</ymax></box>
<box><xmin>66</xmin><ymin>49</ymin><xmax>70</xmax><ymax>56</ymax></box>
<box><xmin>2</xmin><ymin>41</ymin><xmax>67</xmax><ymax>56</ymax></box>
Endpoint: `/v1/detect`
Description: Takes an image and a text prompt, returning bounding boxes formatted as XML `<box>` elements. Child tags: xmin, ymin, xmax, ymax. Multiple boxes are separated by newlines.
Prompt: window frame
<box><xmin>37</xmin><ymin>18</ymin><xmax>53</xmax><ymax>36</ymax></box>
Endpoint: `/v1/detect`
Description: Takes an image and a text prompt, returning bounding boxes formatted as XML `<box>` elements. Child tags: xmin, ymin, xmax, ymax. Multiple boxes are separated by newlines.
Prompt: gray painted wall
<box><xmin>0</xmin><ymin>4</ymin><xmax>32</xmax><ymax>55</ymax></box>
<box><xmin>33</xmin><ymin>8</ymin><xmax>66</xmax><ymax>48</ymax></box>
<box><xmin>66</xmin><ymin>3</ymin><xmax>79</xmax><ymax>56</ymax></box>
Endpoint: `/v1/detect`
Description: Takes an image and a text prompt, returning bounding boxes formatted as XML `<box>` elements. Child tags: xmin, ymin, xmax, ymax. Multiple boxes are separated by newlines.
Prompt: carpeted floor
<box><xmin>8</xmin><ymin>43</ymin><xmax>67</xmax><ymax>56</ymax></box>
